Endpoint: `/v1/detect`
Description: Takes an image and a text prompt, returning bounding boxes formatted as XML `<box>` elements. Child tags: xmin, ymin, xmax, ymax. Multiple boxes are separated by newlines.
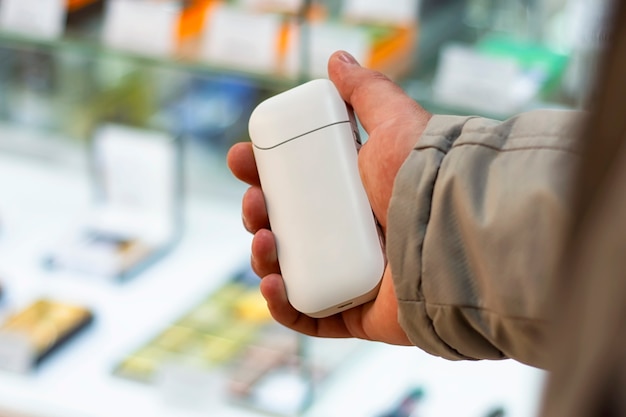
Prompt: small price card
<box><xmin>92</xmin><ymin>124</ymin><xmax>179</xmax><ymax>234</ymax></box>
<box><xmin>240</xmin><ymin>0</ymin><xmax>303</xmax><ymax>13</ymax></box>
<box><xmin>102</xmin><ymin>0</ymin><xmax>180</xmax><ymax>57</ymax></box>
<box><xmin>0</xmin><ymin>0</ymin><xmax>66</xmax><ymax>39</ymax></box>
<box><xmin>342</xmin><ymin>0</ymin><xmax>420</xmax><ymax>25</ymax></box>
<box><xmin>0</xmin><ymin>331</ymin><xmax>35</xmax><ymax>373</ymax></box>
<box><xmin>201</xmin><ymin>5</ymin><xmax>283</xmax><ymax>74</ymax></box>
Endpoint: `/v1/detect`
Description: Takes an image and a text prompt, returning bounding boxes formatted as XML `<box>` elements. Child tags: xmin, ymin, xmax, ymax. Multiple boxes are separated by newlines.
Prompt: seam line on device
<box><xmin>252</xmin><ymin>120</ymin><xmax>351</xmax><ymax>150</ymax></box>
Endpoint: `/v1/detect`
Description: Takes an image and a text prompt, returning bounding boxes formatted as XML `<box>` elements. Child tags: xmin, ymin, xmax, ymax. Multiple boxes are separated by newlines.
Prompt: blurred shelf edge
<box><xmin>0</xmin><ymin>121</ymin><xmax>247</xmax><ymax>204</ymax></box>
<box><xmin>0</xmin><ymin>121</ymin><xmax>85</xmax><ymax>168</ymax></box>
<box><xmin>0</xmin><ymin>30</ymin><xmax>300</xmax><ymax>92</ymax></box>
<box><xmin>403</xmin><ymin>78</ymin><xmax>576</xmax><ymax>121</ymax></box>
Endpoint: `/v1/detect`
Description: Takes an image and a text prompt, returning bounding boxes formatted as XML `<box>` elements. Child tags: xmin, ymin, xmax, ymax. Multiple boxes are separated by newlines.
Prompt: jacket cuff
<box><xmin>387</xmin><ymin>115</ymin><xmax>477</xmax><ymax>360</ymax></box>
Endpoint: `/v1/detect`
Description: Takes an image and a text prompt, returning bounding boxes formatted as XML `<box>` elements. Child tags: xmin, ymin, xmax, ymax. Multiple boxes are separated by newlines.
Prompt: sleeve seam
<box><xmin>451</xmin><ymin>141</ymin><xmax>581</xmax><ymax>155</ymax></box>
<box><xmin>413</xmin><ymin>142</ymin><xmax>580</xmax><ymax>155</ymax></box>
<box><xmin>396</xmin><ymin>298</ymin><xmax>550</xmax><ymax>325</ymax></box>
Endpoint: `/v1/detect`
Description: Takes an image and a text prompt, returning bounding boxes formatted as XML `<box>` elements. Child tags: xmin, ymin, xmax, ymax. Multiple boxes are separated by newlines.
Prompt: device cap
<box><xmin>248</xmin><ymin>79</ymin><xmax>350</xmax><ymax>149</ymax></box>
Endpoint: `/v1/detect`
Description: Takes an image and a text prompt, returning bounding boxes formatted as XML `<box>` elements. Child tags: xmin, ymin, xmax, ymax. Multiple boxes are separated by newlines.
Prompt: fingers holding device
<box><xmin>248</xmin><ymin>79</ymin><xmax>385</xmax><ymax>318</ymax></box>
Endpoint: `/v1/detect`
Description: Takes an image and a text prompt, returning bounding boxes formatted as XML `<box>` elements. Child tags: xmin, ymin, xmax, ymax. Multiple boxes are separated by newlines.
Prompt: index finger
<box><xmin>227</xmin><ymin>142</ymin><xmax>261</xmax><ymax>186</ymax></box>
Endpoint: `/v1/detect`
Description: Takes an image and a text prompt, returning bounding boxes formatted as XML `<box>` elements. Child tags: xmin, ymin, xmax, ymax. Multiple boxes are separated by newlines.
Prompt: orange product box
<box><xmin>66</xmin><ymin>0</ymin><xmax>100</xmax><ymax>12</ymax></box>
<box><xmin>177</xmin><ymin>0</ymin><xmax>223</xmax><ymax>41</ymax></box>
<box><xmin>368</xmin><ymin>24</ymin><xmax>419</xmax><ymax>79</ymax></box>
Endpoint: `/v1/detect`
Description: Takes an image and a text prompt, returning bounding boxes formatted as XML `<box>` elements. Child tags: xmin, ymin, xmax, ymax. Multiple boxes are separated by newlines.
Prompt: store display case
<box><xmin>0</xmin><ymin>0</ymin><xmax>610</xmax><ymax>416</ymax></box>
<box><xmin>0</xmin><ymin>145</ymin><xmax>544</xmax><ymax>417</ymax></box>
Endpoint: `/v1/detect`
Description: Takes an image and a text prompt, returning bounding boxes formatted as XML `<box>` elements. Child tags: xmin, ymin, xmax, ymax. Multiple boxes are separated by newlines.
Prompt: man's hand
<box><xmin>227</xmin><ymin>51</ymin><xmax>431</xmax><ymax>345</ymax></box>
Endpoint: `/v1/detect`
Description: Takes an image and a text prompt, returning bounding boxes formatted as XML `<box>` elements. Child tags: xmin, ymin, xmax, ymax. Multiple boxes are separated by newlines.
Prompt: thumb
<box><xmin>327</xmin><ymin>51</ymin><xmax>431</xmax><ymax>229</ymax></box>
<box><xmin>327</xmin><ymin>50</ymin><xmax>428</xmax><ymax>135</ymax></box>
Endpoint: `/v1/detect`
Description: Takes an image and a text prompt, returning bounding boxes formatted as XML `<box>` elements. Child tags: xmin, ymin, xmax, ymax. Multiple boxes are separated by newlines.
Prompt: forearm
<box><xmin>387</xmin><ymin>110</ymin><xmax>584</xmax><ymax>368</ymax></box>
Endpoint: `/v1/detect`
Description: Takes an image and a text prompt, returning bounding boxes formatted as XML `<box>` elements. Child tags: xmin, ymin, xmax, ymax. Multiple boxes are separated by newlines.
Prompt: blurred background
<box><xmin>0</xmin><ymin>0</ymin><xmax>613</xmax><ymax>416</ymax></box>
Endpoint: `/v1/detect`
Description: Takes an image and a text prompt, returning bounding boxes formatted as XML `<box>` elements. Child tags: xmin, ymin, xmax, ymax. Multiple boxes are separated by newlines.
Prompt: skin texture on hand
<box><xmin>227</xmin><ymin>51</ymin><xmax>432</xmax><ymax>345</ymax></box>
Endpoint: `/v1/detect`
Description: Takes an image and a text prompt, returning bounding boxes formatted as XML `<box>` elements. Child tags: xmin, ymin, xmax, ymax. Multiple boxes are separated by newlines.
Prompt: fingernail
<box><xmin>338</xmin><ymin>51</ymin><xmax>359</xmax><ymax>66</ymax></box>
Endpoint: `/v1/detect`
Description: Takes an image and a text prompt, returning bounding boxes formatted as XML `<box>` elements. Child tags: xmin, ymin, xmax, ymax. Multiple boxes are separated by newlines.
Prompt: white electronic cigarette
<box><xmin>248</xmin><ymin>78</ymin><xmax>385</xmax><ymax>318</ymax></box>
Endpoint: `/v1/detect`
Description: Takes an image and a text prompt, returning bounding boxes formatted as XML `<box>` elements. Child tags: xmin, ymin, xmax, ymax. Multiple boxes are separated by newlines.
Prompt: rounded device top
<box><xmin>248</xmin><ymin>78</ymin><xmax>351</xmax><ymax>150</ymax></box>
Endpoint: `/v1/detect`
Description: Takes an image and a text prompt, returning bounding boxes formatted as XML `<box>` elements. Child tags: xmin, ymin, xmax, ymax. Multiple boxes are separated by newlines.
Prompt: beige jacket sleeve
<box><xmin>387</xmin><ymin>110</ymin><xmax>583</xmax><ymax>368</ymax></box>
